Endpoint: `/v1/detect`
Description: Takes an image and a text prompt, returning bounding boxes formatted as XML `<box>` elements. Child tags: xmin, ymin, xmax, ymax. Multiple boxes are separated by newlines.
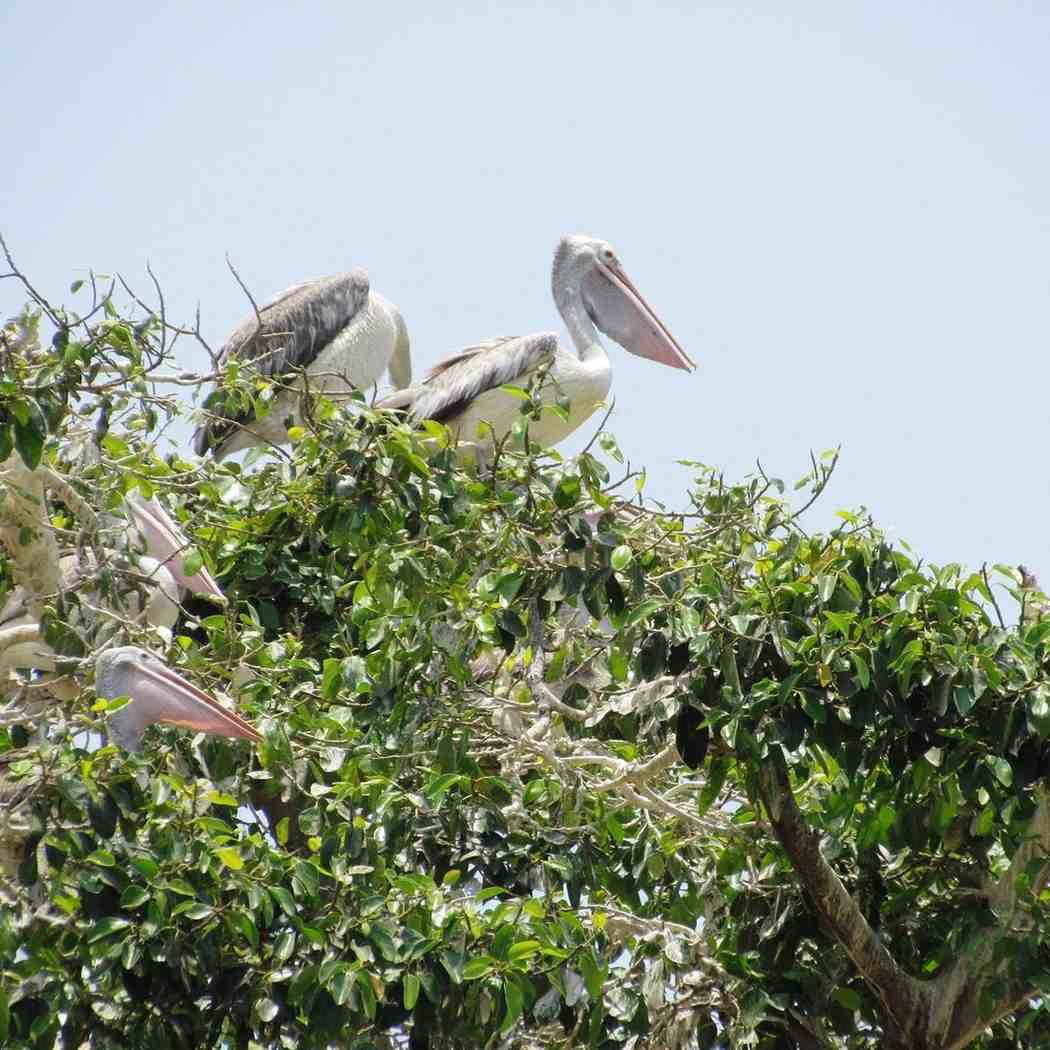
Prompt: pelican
<box><xmin>194</xmin><ymin>270</ymin><xmax>412</xmax><ymax>459</ymax></box>
<box><xmin>99</xmin><ymin>646</ymin><xmax>262</xmax><ymax>751</ymax></box>
<box><xmin>0</xmin><ymin>495</ymin><xmax>225</xmax><ymax>673</ymax></box>
<box><xmin>378</xmin><ymin>234</ymin><xmax>693</xmax><ymax>455</ymax></box>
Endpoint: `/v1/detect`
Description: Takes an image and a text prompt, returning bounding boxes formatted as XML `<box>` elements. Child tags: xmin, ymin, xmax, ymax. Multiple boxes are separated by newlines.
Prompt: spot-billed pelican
<box><xmin>379</xmin><ymin>235</ymin><xmax>692</xmax><ymax>456</ymax></box>
<box><xmin>194</xmin><ymin>271</ymin><xmax>412</xmax><ymax>458</ymax></box>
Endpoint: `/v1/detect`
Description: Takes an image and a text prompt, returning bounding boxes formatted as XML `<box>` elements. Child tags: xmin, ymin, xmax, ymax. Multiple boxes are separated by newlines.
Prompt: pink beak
<box><xmin>583</xmin><ymin>259</ymin><xmax>695</xmax><ymax>372</ymax></box>
<box><xmin>102</xmin><ymin>646</ymin><xmax>263</xmax><ymax>749</ymax></box>
<box><xmin>127</xmin><ymin>495</ymin><xmax>226</xmax><ymax>603</ymax></box>
<box><xmin>132</xmin><ymin>660</ymin><xmax>262</xmax><ymax>741</ymax></box>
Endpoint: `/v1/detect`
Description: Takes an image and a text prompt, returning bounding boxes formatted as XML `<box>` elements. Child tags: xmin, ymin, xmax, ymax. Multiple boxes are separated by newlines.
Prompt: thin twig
<box><xmin>579</xmin><ymin>396</ymin><xmax>617</xmax><ymax>456</ymax></box>
<box><xmin>146</xmin><ymin>261</ymin><xmax>167</xmax><ymax>356</ymax></box>
<box><xmin>0</xmin><ymin>232</ymin><xmax>61</xmax><ymax>326</ymax></box>
<box><xmin>225</xmin><ymin>253</ymin><xmax>263</xmax><ymax>331</ymax></box>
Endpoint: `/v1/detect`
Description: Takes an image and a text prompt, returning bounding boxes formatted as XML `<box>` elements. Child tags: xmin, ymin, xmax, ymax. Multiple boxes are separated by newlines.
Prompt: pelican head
<box><xmin>552</xmin><ymin>234</ymin><xmax>695</xmax><ymax>372</ymax></box>
<box><xmin>98</xmin><ymin>646</ymin><xmax>262</xmax><ymax>751</ymax></box>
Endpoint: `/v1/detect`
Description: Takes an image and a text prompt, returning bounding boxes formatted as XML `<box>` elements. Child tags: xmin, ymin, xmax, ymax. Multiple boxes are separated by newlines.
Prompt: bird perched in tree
<box><xmin>194</xmin><ymin>271</ymin><xmax>412</xmax><ymax>459</ymax></box>
<box><xmin>379</xmin><ymin>234</ymin><xmax>692</xmax><ymax>458</ymax></box>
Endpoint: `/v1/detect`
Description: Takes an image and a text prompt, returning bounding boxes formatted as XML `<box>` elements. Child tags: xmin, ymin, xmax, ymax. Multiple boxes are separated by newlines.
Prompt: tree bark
<box><xmin>757</xmin><ymin>754</ymin><xmax>932</xmax><ymax>1048</ymax></box>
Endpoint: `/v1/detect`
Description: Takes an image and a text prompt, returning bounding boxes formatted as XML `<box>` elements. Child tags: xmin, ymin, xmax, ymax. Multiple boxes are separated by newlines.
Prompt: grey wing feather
<box><xmin>194</xmin><ymin>271</ymin><xmax>371</xmax><ymax>455</ymax></box>
<box><xmin>388</xmin><ymin>333</ymin><xmax>557</xmax><ymax>425</ymax></box>
<box><xmin>217</xmin><ymin>271</ymin><xmax>371</xmax><ymax>377</ymax></box>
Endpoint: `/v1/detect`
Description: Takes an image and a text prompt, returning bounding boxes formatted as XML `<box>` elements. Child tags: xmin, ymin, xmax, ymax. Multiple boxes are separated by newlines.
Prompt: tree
<box><xmin>2</xmin><ymin>250</ymin><xmax>1050</xmax><ymax>1049</ymax></box>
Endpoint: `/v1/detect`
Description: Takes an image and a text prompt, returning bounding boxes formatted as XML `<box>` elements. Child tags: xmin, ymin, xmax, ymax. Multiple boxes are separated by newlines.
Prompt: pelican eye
<box><xmin>601</xmin><ymin>248</ymin><xmax>616</xmax><ymax>264</ymax></box>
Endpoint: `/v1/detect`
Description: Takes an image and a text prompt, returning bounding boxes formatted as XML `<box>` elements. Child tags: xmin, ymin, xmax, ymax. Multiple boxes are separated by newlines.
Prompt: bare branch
<box><xmin>225</xmin><ymin>252</ymin><xmax>263</xmax><ymax>331</ymax></box>
<box><xmin>39</xmin><ymin>468</ymin><xmax>98</xmax><ymax>531</ymax></box>
<box><xmin>0</xmin><ymin>624</ymin><xmax>42</xmax><ymax>657</ymax></box>
<box><xmin>146</xmin><ymin>260</ymin><xmax>168</xmax><ymax>355</ymax></box>
<box><xmin>0</xmin><ymin>233</ymin><xmax>61</xmax><ymax>327</ymax></box>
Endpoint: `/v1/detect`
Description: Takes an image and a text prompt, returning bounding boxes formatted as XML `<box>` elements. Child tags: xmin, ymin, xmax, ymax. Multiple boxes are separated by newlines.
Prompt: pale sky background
<box><xmin>3</xmin><ymin>2</ymin><xmax>1048</xmax><ymax>585</ymax></box>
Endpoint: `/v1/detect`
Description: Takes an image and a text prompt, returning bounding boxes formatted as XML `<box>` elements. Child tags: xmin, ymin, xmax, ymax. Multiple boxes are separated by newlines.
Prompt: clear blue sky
<box><xmin>4</xmin><ymin>2</ymin><xmax>1048</xmax><ymax>583</ymax></box>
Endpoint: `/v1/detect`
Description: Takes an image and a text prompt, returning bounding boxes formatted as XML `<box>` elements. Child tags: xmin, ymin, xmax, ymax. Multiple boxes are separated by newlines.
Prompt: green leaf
<box><xmin>1028</xmin><ymin>685</ymin><xmax>1050</xmax><ymax>735</ymax></box>
<box><xmin>832</xmin><ymin>987</ymin><xmax>862</xmax><ymax>1010</ymax></box>
<box><xmin>255</xmin><ymin>997</ymin><xmax>279</xmax><ymax>1022</ymax></box>
<box><xmin>625</xmin><ymin>598</ymin><xmax>663</xmax><ymax>628</ymax></box>
<box><xmin>554</xmin><ymin>474</ymin><xmax>581</xmax><ymax>508</ymax></box>
<box><xmin>850</xmin><ymin>652</ymin><xmax>870</xmax><ymax>689</ymax></box>
<box><xmin>971</xmin><ymin>803</ymin><xmax>995</xmax><ymax>837</ymax></box>
<box><xmin>273</xmin><ymin>929</ymin><xmax>296</xmax><ymax>962</ymax></box>
<box><xmin>13</xmin><ymin>413</ymin><xmax>45</xmax><ymax>469</ymax></box>
<box><xmin>216</xmin><ymin>847</ymin><xmax>244</xmax><ymax>870</ymax></box>
<box><xmin>229</xmin><ymin>910</ymin><xmax>259</xmax><ymax>950</ymax></box>
<box><xmin>369</xmin><ymin>920</ymin><xmax>400</xmax><ymax>961</ymax></box>
<box><xmin>268</xmin><ymin>881</ymin><xmax>298</xmax><ymax>915</ymax></box>
<box><xmin>507</xmin><ymin>940</ymin><xmax>541</xmax><ymax>962</ymax></box>
<box><xmin>164</xmin><ymin>878</ymin><xmax>196</xmax><ymax>896</ymax></box>
<box><xmin>953</xmin><ymin>686</ymin><xmax>974</xmax><ymax>716</ymax></box>
<box><xmin>403</xmin><ymin>973</ymin><xmax>421</xmax><ymax>1009</ymax></box>
<box><xmin>120</xmin><ymin>886</ymin><xmax>150</xmax><ymax>909</ymax></box>
<box><xmin>988</xmin><ymin>756</ymin><xmax>1013</xmax><ymax>787</ymax></box>
<box><xmin>132</xmin><ymin>857</ymin><xmax>158</xmax><ymax>879</ymax></box>
<box><xmin>173</xmin><ymin>902</ymin><xmax>214</xmax><ymax>920</ymax></box>
<box><xmin>88</xmin><ymin>917</ymin><xmax>132</xmax><ymax>943</ymax></box>
<box><xmin>462</xmin><ymin>956</ymin><xmax>496</xmax><ymax>980</ymax></box>
<box><xmin>580</xmin><ymin>951</ymin><xmax>604</xmax><ymax>999</ymax></box>
<box><xmin>181</xmin><ymin>548</ymin><xmax>203</xmax><ymax>578</ymax></box>
<box><xmin>321</xmin><ymin>658</ymin><xmax>343</xmax><ymax>701</ymax></box>
<box><xmin>441</xmin><ymin>949</ymin><xmax>465</xmax><ymax>983</ymax></box>
<box><xmin>330</xmin><ymin>966</ymin><xmax>354</xmax><ymax>1005</ymax></box>
<box><xmin>697</xmin><ymin>758</ymin><xmax>727</xmax><ymax>817</ymax></box>
<box><xmin>292</xmin><ymin>860</ymin><xmax>320</xmax><ymax>898</ymax></box>
<box><xmin>607</xmin><ymin>645</ymin><xmax>629</xmax><ymax>683</ymax></box>
<box><xmin>611</xmin><ymin>545</ymin><xmax>633</xmax><ymax>571</ymax></box>
<box><xmin>355</xmin><ymin>970</ymin><xmax>378</xmax><ymax>1019</ymax></box>
<box><xmin>817</xmin><ymin>574</ymin><xmax>837</xmax><ymax>603</ymax></box>
<box><xmin>501</xmin><ymin>975</ymin><xmax>525</xmax><ymax>1032</ymax></box>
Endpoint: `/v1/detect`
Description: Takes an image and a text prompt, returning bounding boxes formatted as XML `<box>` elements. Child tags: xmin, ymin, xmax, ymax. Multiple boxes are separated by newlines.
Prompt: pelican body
<box><xmin>379</xmin><ymin>235</ymin><xmax>693</xmax><ymax>455</ymax></box>
<box><xmin>0</xmin><ymin>496</ymin><xmax>225</xmax><ymax>672</ymax></box>
<box><xmin>98</xmin><ymin>646</ymin><xmax>261</xmax><ymax>751</ymax></box>
<box><xmin>194</xmin><ymin>271</ymin><xmax>412</xmax><ymax>459</ymax></box>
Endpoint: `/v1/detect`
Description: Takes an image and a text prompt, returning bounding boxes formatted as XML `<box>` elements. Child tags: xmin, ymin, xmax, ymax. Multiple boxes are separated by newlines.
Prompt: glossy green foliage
<box><xmin>2</xmin><ymin>298</ymin><xmax>1050</xmax><ymax>1050</ymax></box>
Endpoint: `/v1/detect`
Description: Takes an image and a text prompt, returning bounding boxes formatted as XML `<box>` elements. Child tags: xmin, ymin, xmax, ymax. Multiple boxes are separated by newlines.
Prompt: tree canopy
<box><xmin>2</xmin><ymin>258</ymin><xmax>1050</xmax><ymax>1050</ymax></box>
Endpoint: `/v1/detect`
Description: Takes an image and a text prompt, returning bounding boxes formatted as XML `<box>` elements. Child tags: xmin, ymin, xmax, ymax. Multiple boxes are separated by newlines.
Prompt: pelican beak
<box><xmin>588</xmin><ymin>260</ymin><xmax>696</xmax><ymax>372</ymax></box>
<box><xmin>129</xmin><ymin>660</ymin><xmax>262</xmax><ymax>742</ymax></box>
<box><xmin>128</xmin><ymin>496</ymin><xmax>227</xmax><ymax>604</ymax></box>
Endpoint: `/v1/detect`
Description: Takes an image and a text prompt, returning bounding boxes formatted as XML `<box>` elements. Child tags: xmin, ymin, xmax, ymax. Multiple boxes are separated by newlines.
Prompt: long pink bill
<box><xmin>131</xmin><ymin>660</ymin><xmax>262</xmax><ymax>741</ymax></box>
<box><xmin>100</xmin><ymin>646</ymin><xmax>261</xmax><ymax>750</ymax></box>
<box><xmin>127</xmin><ymin>495</ymin><xmax>226</xmax><ymax>603</ymax></box>
<box><xmin>584</xmin><ymin>260</ymin><xmax>695</xmax><ymax>372</ymax></box>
